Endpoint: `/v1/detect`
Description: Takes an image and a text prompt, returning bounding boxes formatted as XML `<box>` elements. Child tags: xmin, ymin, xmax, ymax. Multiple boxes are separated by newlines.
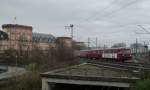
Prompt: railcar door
<box><xmin>123</xmin><ymin>49</ymin><xmax>132</xmax><ymax>60</ymax></box>
<box><xmin>116</xmin><ymin>49</ymin><xmax>124</xmax><ymax>62</ymax></box>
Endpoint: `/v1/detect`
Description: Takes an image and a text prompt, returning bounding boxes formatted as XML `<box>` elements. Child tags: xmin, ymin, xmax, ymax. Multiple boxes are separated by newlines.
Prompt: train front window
<box><xmin>124</xmin><ymin>50</ymin><xmax>130</xmax><ymax>53</ymax></box>
<box><xmin>118</xmin><ymin>50</ymin><xmax>130</xmax><ymax>54</ymax></box>
<box><xmin>118</xmin><ymin>50</ymin><xmax>123</xmax><ymax>54</ymax></box>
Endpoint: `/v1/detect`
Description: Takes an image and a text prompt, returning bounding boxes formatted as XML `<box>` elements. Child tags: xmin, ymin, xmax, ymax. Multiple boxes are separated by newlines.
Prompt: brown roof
<box><xmin>2</xmin><ymin>24</ymin><xmax>32</xmax><ymax>29</ymax></box>
<box><xmin>56</xmin><ymin>37</ymin><xmax>72</xmax><ymax>40</ymax></box>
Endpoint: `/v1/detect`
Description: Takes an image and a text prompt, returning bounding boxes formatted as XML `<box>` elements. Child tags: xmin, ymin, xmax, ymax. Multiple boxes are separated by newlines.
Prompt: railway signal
<box><xmin>65</xmin><ymin>24</ymin><xmax>74</xmax><ymax>39</ymax></box>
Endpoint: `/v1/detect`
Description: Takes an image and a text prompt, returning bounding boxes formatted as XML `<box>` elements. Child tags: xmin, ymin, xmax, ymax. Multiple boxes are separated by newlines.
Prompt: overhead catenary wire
<box><xmin>136</xmin><ymin>25</ymin><xmax>150</xmax><ymax>34</ymax></box>
<box><xmin>75</xmin><ymin>0</ymin><xmax>140</xmax><ymax>34</ymax></box>
<box><xmin>74</xmin><ymin>0</ymin><xmax>121</xmax><ymax>29</ymax></box>
<box><xmin>74</xmin><ymin>0</ymin><xmax>120</xmax><ymax>31</ymax></box>
<box><xmin>92</xmin><ymin>0</ymin><xmax>140</xmax><ymax>22</ymax></box>
<box><xmin>79</xmin><ymin>0</ymin><xmax>119</xmax><ymax>24</ymax></box>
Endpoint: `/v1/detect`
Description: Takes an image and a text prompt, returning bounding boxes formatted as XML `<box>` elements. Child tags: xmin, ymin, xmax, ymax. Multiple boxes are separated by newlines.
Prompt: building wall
<box><xmin>0</xmin><ymin>40</ymin><xmax>9</xmax><ymax>51</ymax></box>
<box><xmin>32</xmin><ymin>42</ymin><xmax>55</xmax><ymax>51</ymax></box>
<box><xmin>0</xmin><ymin>24</ymin><xmax>79</xmax><ymax>52</ymax></box>
<box><xmin>74</xmin><ymin>42</ymin><xmax>86</xmax><ymax>50</ymax></box>
<box><xmin>55</xmin><ymin>37</ymin><xmax>72</xmax><ymax>48</ymax></box>
<box><xmin>2</xmin><ymin>24</ymin><xmax>32</xmax><ymax>41</ymax></box>
<box><xmin>1</xmin><ymin>24</ymin><xmax>32</xmax><ymax>51</ymax></box>
<box><xmin>32</xmin><ymin>33</ymin><xmax>55</xmax><ymax>50</ymax></box>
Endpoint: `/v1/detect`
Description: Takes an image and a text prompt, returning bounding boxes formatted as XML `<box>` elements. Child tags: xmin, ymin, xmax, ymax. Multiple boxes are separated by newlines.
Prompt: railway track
<box><xmin>80</xmin><ymin>58</ymin><xmax>150</xmax><ymax>71</ymax></box>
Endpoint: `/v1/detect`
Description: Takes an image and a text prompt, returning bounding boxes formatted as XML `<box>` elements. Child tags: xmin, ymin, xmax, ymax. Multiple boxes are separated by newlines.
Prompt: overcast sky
<box><xmin>1</xmin><ymin>0</ymin><xmax>150</xmax><ymax>47</ymax></box>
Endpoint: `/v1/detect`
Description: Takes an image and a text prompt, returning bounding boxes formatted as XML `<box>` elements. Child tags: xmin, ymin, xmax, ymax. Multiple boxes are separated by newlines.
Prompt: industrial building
<box><xmin>0</xmin><ymin>24</ymin><xmax>55</xmax><ymax>51</ymax></box>
<box><xmin>32</xmin><ymin>33</ymin><xmax>55</xmax><ymax>50</ymax></box>
<box><xmin>41</xmin><ymin>63</ymin><xmax>139</xmax><ymax>90</ymax></box>
<box><xmin>0</xmin><ymin>24</ymin><xmax>85</xmax><ymax>51</ymax></box>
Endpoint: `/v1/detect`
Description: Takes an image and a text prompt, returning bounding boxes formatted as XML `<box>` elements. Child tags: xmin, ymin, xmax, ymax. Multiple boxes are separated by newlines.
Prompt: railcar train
<box><xmin>79</xmin><ymin>48</ymin><xmax>132</xmax><ymax>62</ymax></box>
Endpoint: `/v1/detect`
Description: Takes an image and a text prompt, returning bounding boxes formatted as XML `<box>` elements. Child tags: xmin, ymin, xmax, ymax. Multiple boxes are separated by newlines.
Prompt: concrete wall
<box><xmin>41</xmin><ymin>77</ymin><xmax>131</xmax><ymax>90</ymax></box>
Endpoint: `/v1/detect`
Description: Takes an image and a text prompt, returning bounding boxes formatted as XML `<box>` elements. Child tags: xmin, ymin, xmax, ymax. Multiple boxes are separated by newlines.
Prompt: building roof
<box><xmin>32</xmin><ymin>33</ymin><xmax>55</xmax><ymax>43</ymax></box>
<box><xmin>56</xmin><ymin>37</ymin><xmax>72</xmax><ymax>40</ymax></box>
<box><xmin>41</xmin><ymin>63</ymin><xmax>139</xmax><ymax>87</ymax></box>
<box><xmin>41</xmin><ymin>63</ymin><xmax>139</xmax><ymax>79</ymax></box>
<box><xmin>2</xmin><ymin>24</ymin><xmax>32</xmax><ymax>29</ymax></box>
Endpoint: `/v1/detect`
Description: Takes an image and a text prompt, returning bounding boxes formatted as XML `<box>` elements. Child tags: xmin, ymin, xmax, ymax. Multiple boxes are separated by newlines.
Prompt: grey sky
<box><xmin>0</xmin><ymin>0</ymin><xmax>150</xmax><ymax>47</ymax></box>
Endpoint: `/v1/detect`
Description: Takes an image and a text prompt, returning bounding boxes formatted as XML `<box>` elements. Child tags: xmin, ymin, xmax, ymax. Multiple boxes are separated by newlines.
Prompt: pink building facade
<box><xmin>1</xmin><ymin>24</ymin><xmax>33</xmax><ymax>50</ymax></box>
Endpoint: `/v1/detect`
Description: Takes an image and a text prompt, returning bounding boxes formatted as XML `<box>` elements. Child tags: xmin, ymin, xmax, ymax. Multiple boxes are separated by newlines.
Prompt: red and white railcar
<box><xmin>79</xmin><ymin>48</ymin><xmax>132</xmax><ymax>62</ymax></box>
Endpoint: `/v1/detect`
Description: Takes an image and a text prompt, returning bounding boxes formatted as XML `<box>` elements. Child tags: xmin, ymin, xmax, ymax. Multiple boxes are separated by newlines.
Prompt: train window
<box><xmin>118</xmin><ymin>50</ymin><xmax>123</xmax><ymax>53</ymax></box>
<box><xmin>104</xmin><ymin>50</ymin><xmax>108</xmax><ymax>53</ymax></box>
<box><xmin>124</xmin><ymin>50</ymin><xmax>131</xmax><ymax>53</ymax></box>
<box><xmin>100</xmin><ymin>50</ymin><xmax>103</xmax><ymax>53</ymax></box>
<box><xmin>112</xmin><ymin>50</ymin><xmax>114</xmax><ymax>53</ymax></box>
<box><xmin>110</xmin><ymin>50</ymin><xmax>113</xmax><ymax>53</ymax></box>
<box><xmin>114</xmin><ymin>50</ymin><xmax>117</xmax><ymax>53</ymax></box>
<box><xmin>95</xmin><ymin>50</ymin><xmax>98</xmax><ymax>53</ymax></box>
<box><xmin>112</xmin><ymin>50</ymin><xmax>115</xmax><ymax>53</ymax></box>
<box><xmin>118</xmin><ymin>49</ymin><xmax>131</xmax><ymax>54</ymax></box>
<box><xmin>98</xmin><ymin>50</ymin><xmax>101</xmax><ymax>53</ymax></box>
<box><xmin>96</xmin><ymin>50</ymin><xmax>98</xmax><ymax>53</ymax></box>
<box><xmin>110</xmin><ymin>50</ymin><xmax>112</xmax><ymax>53</ymax></box>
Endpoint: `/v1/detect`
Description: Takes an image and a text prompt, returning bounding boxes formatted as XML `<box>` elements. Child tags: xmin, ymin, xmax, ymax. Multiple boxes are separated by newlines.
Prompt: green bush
<box><xmin>16</xmin><ymin>71</ymin><xmax>41</xmax><ymax>90</ymax></box>
<box><xmin>0</xmin><ymin>71</ymin><xmax>41</xmax><ymax>90</ymax></box>
<box><xmin>133</xmin><ymin>79</ymin><xmax>150</xmax><ymax>90</ymax></box>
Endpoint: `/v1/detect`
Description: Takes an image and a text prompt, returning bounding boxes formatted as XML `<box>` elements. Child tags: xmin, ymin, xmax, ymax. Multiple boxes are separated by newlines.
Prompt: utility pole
<box><xmin>96</xmin><ymin>37</ymin><xmax>98</xmax><ymax>49</ymax></box>
<box><xmin>135</xmin><ymin>38</ymin><xmax>138</xmax><ymax>58</ymax></box>
<box><xmin>103</xmin><ymin>44</ymin><xmax>106</xmax><ymax>55</ymax></box>
<box><xmin>12</xmin><ymin>16</ymin><xmax>18</xmax><ymax>69</ymax></box>
<box><xmin>144</xmin><ymin>41</ymin><xmax>146</xmax><ymax>53</ymax></box>
<box><xmin>70</xmin><ymin>24</ymin><xmax>74</xmax><ymax>39</ymax></box>
<box><xmin>135</xmin><ymin>25</ymin><xmax>150</xmax><ymax>60</ymax></box>
<box><xmin>88</xmin><ymin>37</ymin><xmax>90</xmax><ymax>49</ymax></box>
<box><xmin>136</xmin><ymin>25</ymin><xmax>150</xmax><ymax>34</ymax></box>
<box><xmin>144</xmin><ymin>41</ymin><xmax>149</xmax><ymax>54</ymax></box>
<box><xmin>87</xmin><ymin>37</ymin><xmax>98</xmax><ymax>49</ymax></box>
<box><xmin>65</xmin><ymin>24</ymin><xmax>74</xmax><ymax>60</ymax></box>
<box><xmin>12</xmin><ymin>17</ymin><xmax>18</xmax><ymax>87</ymax></box>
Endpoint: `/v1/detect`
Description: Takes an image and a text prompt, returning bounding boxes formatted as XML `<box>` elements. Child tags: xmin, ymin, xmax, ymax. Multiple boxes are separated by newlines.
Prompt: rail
<box><xmin>80</xmin><ymin>58</ymin><xmax>150</xmax><ymax>70</ymax></box>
